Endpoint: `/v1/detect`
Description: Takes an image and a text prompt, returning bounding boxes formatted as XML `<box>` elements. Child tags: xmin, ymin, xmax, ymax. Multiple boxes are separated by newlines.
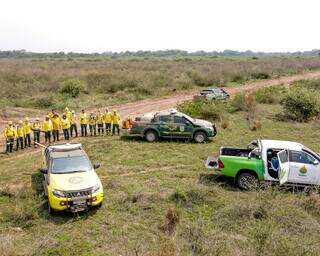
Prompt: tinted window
<box><xmin>174</xmin><ymin>116</ymin><xmax>190</xmax><ymax>124</ymax></box>
<box><xmin>51</xmin><ymin>156</ymin><xmax>92</xmax><ymax>174</ymax></box>
<box><xmin>159</xmin><ymin>115</ymin><xmax>172</xmax><ymax>123</ymax></box>
<box><xmin>289</xmin><ymin>150</ymin><xmax>315</xmax><ymax>164</ymax></box>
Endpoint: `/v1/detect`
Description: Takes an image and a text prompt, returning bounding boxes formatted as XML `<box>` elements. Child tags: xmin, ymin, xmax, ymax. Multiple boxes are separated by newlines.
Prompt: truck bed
<box><xmin>220</xmin><ymin>147</ymin><xmax>252</xmax><ymax>157</ymax></box>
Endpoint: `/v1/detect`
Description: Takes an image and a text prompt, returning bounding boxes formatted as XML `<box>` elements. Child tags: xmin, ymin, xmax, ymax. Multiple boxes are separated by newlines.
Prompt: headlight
<box><xmin>52</xmin><ymin>188</ymin><xmax>65</xmax><ymax>198</ymax></box>
<box><xmin>91</xmin><ymin>184</ymin><xmax>100</xmax><ymax>193</ymax></box>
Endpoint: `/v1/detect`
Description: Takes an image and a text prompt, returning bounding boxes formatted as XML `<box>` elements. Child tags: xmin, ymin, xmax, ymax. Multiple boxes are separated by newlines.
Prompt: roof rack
<box><xmin>47</xmin><ymin>143</ymin><xmax>82</xmax><ymax>153</ymax></box>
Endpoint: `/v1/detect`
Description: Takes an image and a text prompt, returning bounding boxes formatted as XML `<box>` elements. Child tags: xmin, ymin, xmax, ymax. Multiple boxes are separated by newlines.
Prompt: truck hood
<box><xmin>50</xmin><ymin>170</ymin><xmax>100</xmax><ymax>191</ymax></box>
<box><xmin>193</xmin><ymin>119</ymin><xmax>213</xmax><ymax>128</ymax></box>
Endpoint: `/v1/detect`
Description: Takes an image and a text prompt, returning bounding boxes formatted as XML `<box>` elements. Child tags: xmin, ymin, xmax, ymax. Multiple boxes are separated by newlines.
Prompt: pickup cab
<box><xmin>40</xmin><ymin>143</ymin><xmax>104</xmax><ymax>213</ymax></box>
<box><xmin>206</xmin><ymin>139</ymin><xmax>320</xmax><ymax>190</ymax></box>
<box><xmin>130</xmin><ymin>109</ymin><xmax>217</xmax><ymax>143</ymax></box>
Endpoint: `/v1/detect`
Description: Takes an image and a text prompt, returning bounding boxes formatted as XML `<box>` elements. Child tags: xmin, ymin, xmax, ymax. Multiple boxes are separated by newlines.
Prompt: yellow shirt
<box><xmin>61</xmin><ymin>119</ymin><xmax>71</xmax><ymax>129</ymax></box>
<box><xmin>51</xmin><ymin>117</ymin><xmax>61</xmax><ymax>130</ymax></box>
<box><xmin>32</xmin><ymin>122</ymin><xmax>41</xmax><ymax>131</ymax></box>
<box><xmin>42</xmin><ymin>120</ymin><xmax>53</xmax><ymax>131</ymax></box>
<box><xmin>23</xmin><ymin>122</ymin><xmax>32</xmax><ymax>134</ymax></box>
<box><xmin>111</xmin><ymin>113</ymin><xmax>120</xmax><ymax>125</ymax></box>
<box><xmin>16</xmin><ymin>126</ymin><xmax>24</xmax><ymax>137</ymax></box>
<box><xmin>4</xmin><ymin>126</ymin><xmax>16</xmax><ymax>138</ymax></box>
<box><xmin>89</xmin><ymin>115</ymin><xmax>96</xmax><ymax>125</ymax></box>
<box><xmin>64</xmin><ymin>111</ymin><xmax>72</xmax><ymax>121</ymax></box>
<box><xmin>79</xmin><ymin>113</ymin><xmax>88</xmax><ymax>125</ymax></box>
<box><xmin>96</xmin><ymin>113</ymin><xmax>104</xmax><ymax>124</ymax></box>
<box><xmin>104</xmin><ymin>113</ymin><xmax>112</xmax><ymax>123</ymax></box>
<box><xmin>48</xmin><ymin>112</ymin><xmax>55</xmax><ymax>120</ymax></box>
<box><xmin>70</xmin><ymin>114</ymin><xmax>77</xmax><ymax>124</ymax></box>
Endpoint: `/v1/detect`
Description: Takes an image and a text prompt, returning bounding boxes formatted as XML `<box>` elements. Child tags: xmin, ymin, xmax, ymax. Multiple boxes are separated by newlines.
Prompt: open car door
<box><xmin>277</xmin><ymin>150</ymin><xmax>290</xmax><ymax>185</ymax></box>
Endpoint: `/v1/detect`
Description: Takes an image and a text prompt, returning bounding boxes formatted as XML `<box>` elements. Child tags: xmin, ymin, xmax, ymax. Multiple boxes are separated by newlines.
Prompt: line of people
<box><xmin>3</xmin><ymin>108</ymin><xmax>122</xmax><ymax>154</ymax></box>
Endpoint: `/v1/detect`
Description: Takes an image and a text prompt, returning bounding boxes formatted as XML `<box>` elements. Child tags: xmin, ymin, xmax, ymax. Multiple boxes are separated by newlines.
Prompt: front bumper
<box><xmin>49</xmin><ymin>191</ymin><xmax>104</xmax><ymax>212</ymax></box>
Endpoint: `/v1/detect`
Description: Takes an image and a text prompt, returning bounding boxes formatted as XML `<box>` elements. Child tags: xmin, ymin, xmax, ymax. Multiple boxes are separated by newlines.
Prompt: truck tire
<box><xmin>48</xmin><ymin>201</ymin><xmax>55</xmax><ymax>215</ymax></box>
<box><xmin>194</xmin><ymin>131</ymin><xmax>207</xmax><ymax>143</ymax></box>
<box><xmin>236</xmin><ymin>172</ymin><xmax>258</xmax><ymax>190</ymax></box>
<box><xmin>145</xmin><ymin>130</ymin><xmax>158</xmax><ymax>142</ymax></box>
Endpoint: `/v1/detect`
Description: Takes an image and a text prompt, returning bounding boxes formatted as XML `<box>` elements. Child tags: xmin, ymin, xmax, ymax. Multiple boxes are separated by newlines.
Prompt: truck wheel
<box><xmin>194</xmin><ymin>131</ymin><xmax>207</xmax><ymax>143</ymax></box>
<box><xmin>48</xmin><ymin>202</ymin><xmax>55</xmax><ymax>215</ymax></box>
<box><xmin>145</xmin><ymin>130</ymin><xmax>158</xmax><ymax>142</ymax></box>
<box><xmin>236</xmin><ymin>172</ymin><xmax>258</xmax><ymax>190</ymax></box>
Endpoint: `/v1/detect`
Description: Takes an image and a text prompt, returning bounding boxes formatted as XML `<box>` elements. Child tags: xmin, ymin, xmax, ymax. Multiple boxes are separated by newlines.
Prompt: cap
<box><xmin>19</xmin><ymin>120</ymin><xmax>23</xmax><ymax>124</ymax></box>
<box><xmin>8</xmin><ymin>121</ymin><xmax>13</xmax><ymax>125</ymax></box>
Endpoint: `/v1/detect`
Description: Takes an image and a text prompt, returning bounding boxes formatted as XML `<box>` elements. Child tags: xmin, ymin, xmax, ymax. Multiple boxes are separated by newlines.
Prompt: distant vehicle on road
<box><xmin>40</xmin><ymin>143</ymin><xmax>103</xmax><ymax>214</ymax></box>
<box><xmin>129</xmin><ymin>109</ymin><xmax>217</xmax><ymax>143</ymax></box>
<box><xmin>194</xmin><ymin>87</ymin><xmax>230</xmax><ymax>101</ymax></box>
<box><xmin>206</xmin><ymin>139</ymin><xmax>320</xmax><ymax>190</ymax></box>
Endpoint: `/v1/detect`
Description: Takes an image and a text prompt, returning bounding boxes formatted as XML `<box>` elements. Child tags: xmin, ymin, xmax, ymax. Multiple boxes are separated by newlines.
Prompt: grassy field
<box><xmin>1</xmin><ymin>100</ymin><xmax>320</xmax><ymax>255</ymax></box>
<box><xmin>1</xmin><ymin>56</ymin><xmax>320</xmax><ymax>111</ymax></box>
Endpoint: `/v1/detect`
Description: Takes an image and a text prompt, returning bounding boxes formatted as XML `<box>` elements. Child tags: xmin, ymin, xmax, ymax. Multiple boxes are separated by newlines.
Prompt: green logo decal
<box><xmin>299</xmin><ymin>166</ymin><xmax>308</xmax><ymax>176</ymax></box>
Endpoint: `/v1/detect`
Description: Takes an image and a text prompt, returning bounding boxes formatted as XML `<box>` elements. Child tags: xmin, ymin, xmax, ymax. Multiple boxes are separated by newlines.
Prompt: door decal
<box><xmin>299</xmin><ymin>166</ymin><xmax>308</xmax><ymax>176</ymax></box>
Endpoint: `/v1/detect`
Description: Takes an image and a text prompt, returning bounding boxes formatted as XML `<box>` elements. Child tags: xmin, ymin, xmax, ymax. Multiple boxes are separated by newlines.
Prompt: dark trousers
<box><xmin>53</xmin><ymin>130</ymin><xmax>59</xmax><ymax>142</ymax></box>
<box><xmin>97</xmin><ymin>124</ymin><xmax>104</xmax><ymax>135</ymax></box>
<box><xmin>70</xmin><ymin>124</ymin><xmax>78</xmax><ymax>137</ymax></box>
<box><xmin>16</xmin><ymin>137</ymin><xmax>24</xmax><ymax>150</ymax></box>
<box><xmin>33</xmin><ymin>131</ymin><xmax>40</xmax><ymax>144</ymax></box>
<box><xmin>113</xmin><ymin>124</ymin><xmax>120</xmax><ymax>135</ymax></box>
<box><xmin>89</xmin><ymin>124</ymin><xmax>96</xmax><ymax>136</ymax></box>
<box><xmin>63</xmin><ymin>129</ymin><xmax>70</xmax><ymax>140</ymax></box>
<box><xmin>6</xmin><ymin>137</ymin><xmax>14</xmax><ymax>153</ymax></box>
<box><xmin>45</xmin><ymin>131</ymin><xmax>51</xmax><ymax>143</ymax></box>
<box><xmin>81</xmin><ymin>124</ymin><xmax>87</xmax><ymax>137</ymax></box>
<box><xmin>105</xmin><ymin>123</ymin><xmax>111</xmax><ymax>135</ymax></box>
<box><xmin>24</xmin><ymin>134</ymin><xmax>31</xmax><ymax>147</ymax></box>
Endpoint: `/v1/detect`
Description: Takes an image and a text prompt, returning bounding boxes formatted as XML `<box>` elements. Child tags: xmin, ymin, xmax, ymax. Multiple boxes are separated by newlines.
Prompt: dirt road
<box><xmin>1</xmin><ymin>70</ymin><xmax>320</xmax><ymax>133</ymax></box>
<box><xmin>111</xmin><ymin>71</ymin><xmax>320</xmax><ymax>117</ymax></box>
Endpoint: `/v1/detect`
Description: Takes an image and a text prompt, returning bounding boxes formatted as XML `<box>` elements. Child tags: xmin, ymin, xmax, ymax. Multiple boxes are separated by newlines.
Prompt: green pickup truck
<box><xmin>206</xmin><ymin>139</ymin><xmax>320</xmax><ymax>190</ymax></box>
<box><xmin>129</xmin><ymin>110</ymin><xmax>217</xmax><ymax>143</ymax></box>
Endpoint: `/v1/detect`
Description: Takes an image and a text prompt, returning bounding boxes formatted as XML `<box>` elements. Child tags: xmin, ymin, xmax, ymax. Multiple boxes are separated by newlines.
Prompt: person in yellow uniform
<box><xmin>64</xmin><ymin>107</ymin><xmax>72</xmax><ymax>121</ymax></box>
<box><xmin>48</xmin><ymin>109</ymin><xmax>56</xmax><ymax>120</ymax></box>
<box><xmin>51</xmin><ymin>114</ymin><xmax>61</xmax><ymax>142</ymax></box>
<box><xmin>79</xmin><ymin>109</ymin><xmax>88</xmax><ymax>137</ymax></box>
<box><xmin>96</xmin><ymin>110</ymin><xmax>104</xmax><ymax>135</ymax></box>
<box><xmin>16</xmin><ymin>120</ymin><xmax>25</xmax><ymax>150</ymax></box>
<box><xmin>70</xmin><ymin>110</ymin><xmax>78</xmax><ymax>137</ymax></box>
<box><xmin>23</xmin><ymin>117</ymin><xmax>32</xmax><ymax>148</ymax></box>
<box><xmin>3</xmin><ymin>121</ymin><xmax>16</xmax><ymax>153</ymax></box>
<box><xmin>32</xmin><ymin>117</ymin><xmax>41</xmax><ymax>146</ymax></box>
<box><xmin>61</xmin><ymin>114</ymin><xmax>71</xmax><ymax>140</ymax></box>
<box><xmin>42</xmin><ymin>116</ymin><xmax>53</xmax><ymax>144</ymax></box>
<box><xmin>88</xmin><ymin>112</ymin><xmax>96</xmax><ymax>136</ymax></box>
<box><xmin>122</xmin><ymin>116</ymin><xmax>133</xmax><ymax>130</ymax></box>
<box><xmin>111</xmin><ymin>109</ymin><xmax>121</xmax><ymax>136</ymax></box>
<box><xmin>104</xmin><ymin>108</ymin><xmax>112</xmax><ymax>135</ymax></box>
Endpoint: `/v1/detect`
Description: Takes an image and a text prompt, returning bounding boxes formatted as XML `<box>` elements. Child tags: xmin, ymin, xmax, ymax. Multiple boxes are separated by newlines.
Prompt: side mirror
<box><xmin>39</xmin><ymin>168</ymin><xmax>48</xmax><ymax>174</ymax></box>
<box><xmin>313</xmin><ymin>160</ymin><xmax>319</xmax><ymax>165</ymax></box>
<box><xmin>93</xmin><ymin>163</ymin><xmax>101</xmax><ymax>169</ymax></box>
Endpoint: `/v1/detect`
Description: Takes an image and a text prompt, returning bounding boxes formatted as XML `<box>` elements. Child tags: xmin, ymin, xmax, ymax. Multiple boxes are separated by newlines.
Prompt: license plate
<box><xmin>73</xmin><ymin>199</ymin><xmax>86</xmax><ymax>205</ymax></box>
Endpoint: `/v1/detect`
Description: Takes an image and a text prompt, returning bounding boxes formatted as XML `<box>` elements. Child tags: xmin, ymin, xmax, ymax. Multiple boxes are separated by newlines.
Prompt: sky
<box><xmin>0</xmin><ymin>0</ymin><xmax>319</xmax><ymax>53</ymax></box>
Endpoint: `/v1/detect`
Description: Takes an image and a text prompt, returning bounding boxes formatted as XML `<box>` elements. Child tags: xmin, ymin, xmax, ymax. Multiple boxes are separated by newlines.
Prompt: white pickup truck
<box><xmin>206</xmin><ymin>139</ymin><xmax>320</xmax><ymax>189</ymax></box>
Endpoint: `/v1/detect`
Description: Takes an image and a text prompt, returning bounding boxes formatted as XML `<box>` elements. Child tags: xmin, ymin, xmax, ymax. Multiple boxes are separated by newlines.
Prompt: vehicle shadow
<box><xmin>198</xmin><ymin>173</ymin><xmax>320</xmax><ymax>194</ymax></box>
<box><xmin>199</xmin><ymin>173</ymin><xmax>238</xmax><ymax>191</ymax></box>
<box><xmin>121</xmin><ymin>135</ymin><xmax>214</xmax><ymax>144</ymax></box>
<box><xmin>31</xmin><ymin>172</ymin><xmax>100</xmax><ymax>224</ymax></box>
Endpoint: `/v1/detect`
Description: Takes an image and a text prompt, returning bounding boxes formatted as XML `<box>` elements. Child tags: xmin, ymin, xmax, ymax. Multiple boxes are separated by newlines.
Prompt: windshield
<box><xmin>182</xmin><ymin>114</ymin><xmax>195</xmax><ymax>122</ymax></box>
<box><xmin>51</xmin><ymin>155</ymin><xmax>92</xmax><ymax>174</ymax></box>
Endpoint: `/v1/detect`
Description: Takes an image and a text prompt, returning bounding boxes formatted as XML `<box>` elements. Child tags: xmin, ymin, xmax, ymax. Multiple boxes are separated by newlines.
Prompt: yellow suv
<box><xmin>40</xmin><ymin>144</ymin><xmax>104</xmax><ymax>214</ymax></box>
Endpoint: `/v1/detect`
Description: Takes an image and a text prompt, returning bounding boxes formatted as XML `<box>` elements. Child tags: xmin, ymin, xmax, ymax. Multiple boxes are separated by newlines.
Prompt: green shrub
<box><xmin>177</xmin><ymin>101</ymin><xmax>227</xmax><ymax>120</ymax></box>
<box><xmin>59</xmin><ymin>79</ymin><xmax>84</xmax><ymax>98</ymax></box>
<box><xmin>230</xmin><ymin>93</ymin><xmax>247</xmax><ymax>111</ymax></box>
<box><xmin>255</xmin><ymin>85</ymin><xmax>286</xmax><ymax>104</ymax></box>
<box><xmin>251</xmin><ymin>72</ymin><xmax>270</xmax><ymax>80</ymax></box>
<box><xmin>34</xmin><ymin>97</ymin><xmax>54</xmax><ymax>108</ymax></box>
<box><xmin>231</xmin><ymin>74</ymin><xmax>246</xmax><ymax>84</ymax></box>
<box><xmin>280</xmin><ymin>88</ymin><xmax>320</xmax><ymax>121</ymax></box>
